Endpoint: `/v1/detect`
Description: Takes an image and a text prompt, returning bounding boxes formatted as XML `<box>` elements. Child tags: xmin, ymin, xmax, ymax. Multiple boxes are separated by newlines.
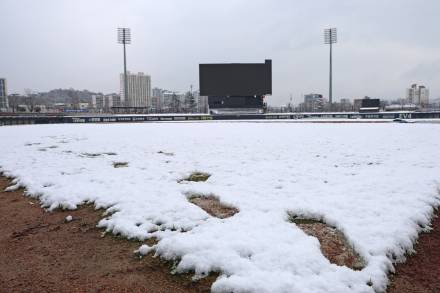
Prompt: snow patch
<box><xmin>0</xmin><ymin>123</ymin><xmax>439</xmax><ymax>293</ymax></box>
<box><xmin>5</xmin><ymin>183</ymin><xmax>20</xmax><ymax>192</ymax></box>
<box><xmin>136</xmin><ymin>244</ymin><xmax>156</xmax><ymax>256</ymax></box>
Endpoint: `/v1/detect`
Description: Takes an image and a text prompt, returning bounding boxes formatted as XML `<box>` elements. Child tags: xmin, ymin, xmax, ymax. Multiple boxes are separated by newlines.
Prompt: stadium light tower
<box><xmin>324</xmin><ymin>28</ymin><xmax>337</xmax><ymax>107</ymax></box>
<box><xmin>117</xmin><ymin>28</ymin><xmax>131</xmax><ymax>105</ymax></box>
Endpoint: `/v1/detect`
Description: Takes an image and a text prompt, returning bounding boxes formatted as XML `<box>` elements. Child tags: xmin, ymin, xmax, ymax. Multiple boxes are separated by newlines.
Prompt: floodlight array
<box><xmin>118</xmin><ymin>28</ymin><xmax>131</xmax><ymax>44</ymax></box>
<box><xmin>324</xmin><ymin>28</ymin><xmax>337</xmax><ymax>44</ymax></box>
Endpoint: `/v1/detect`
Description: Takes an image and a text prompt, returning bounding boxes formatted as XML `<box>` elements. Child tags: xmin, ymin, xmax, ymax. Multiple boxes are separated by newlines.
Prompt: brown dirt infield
<box><xmin>0</xmin><ymin>176</ymin><xmax>214</xmax><ymax>293</ymax></box>
<box><xmin>387</xmin><ymin>211</ymin><xmax>440</xmax><ymax>293</ymax></box>
<box><xmin>294</xmin><ymin>221</ymin><xmax>365</xmax><ymax>270</ymax></box>
<box><xmin>187</xmin><ymin>195</ymin><xmax>238</xmax><ymax>219</ymax></box>
<box><xmin>0</xmin><ymin>175</ymin><xmax>439</xmax><ymax>292</ymax></box>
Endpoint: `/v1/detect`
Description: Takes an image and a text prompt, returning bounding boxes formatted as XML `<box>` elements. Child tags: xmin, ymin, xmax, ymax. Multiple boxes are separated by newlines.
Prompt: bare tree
<box><xmin>184</xmin><ymin>91</ymin><xmax>196</xmax><ymax>113</ymax></box>
<box><xmin>24</xmin><ymin>88</ymin><xmax>36</xmax><ymax>112</ymax></box>
<box><xmin>171</xmin><ymin>93</ymin><xmax>181</xmax><ymax>113</ymax></box>
<box><xmin>8</xmin><ymin>94</ymin><xmax>21</xmax><ymax>113</ymax></box>
<box><xmin>66</xmin><ymin>88</ymin><xmax>80</xmax><ymax>110</ymax></box>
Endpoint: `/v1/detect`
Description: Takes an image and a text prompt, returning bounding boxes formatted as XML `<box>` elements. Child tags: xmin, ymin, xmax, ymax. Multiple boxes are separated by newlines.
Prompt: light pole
<box><xmin>324</xmin><ymin>28</ymin><xmax>337</xmax><ymax>110</ymax></box>
<box><xmin>117</xmin><ymin>28</ymin><xmax>131</xmax><ymax>107</ymax></box>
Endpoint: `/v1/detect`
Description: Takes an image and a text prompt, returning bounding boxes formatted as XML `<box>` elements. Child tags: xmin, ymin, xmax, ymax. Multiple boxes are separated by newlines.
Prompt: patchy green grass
<box><xmin>180</xmin><ymin>172</ymin><xmax>211</xmax><ymax>183</ymax></box>
<box><xmin>81</xmin><ymin>152</ymin><xmax>103</xmax><ymax>158</ymax></box>
<box><xmin>158</xmin><ymin>150</ymin><xmax>174</xmax><ymax>156</ymax></box>
<box><xmin>113</xmin><ymin>162</ymin><xmax>129</xmax><ymax>168</ymax></box>
<box><xmin>287</xmin><ymin>213</ymin><xmax>324</xmax><ymax>225</ymax></box>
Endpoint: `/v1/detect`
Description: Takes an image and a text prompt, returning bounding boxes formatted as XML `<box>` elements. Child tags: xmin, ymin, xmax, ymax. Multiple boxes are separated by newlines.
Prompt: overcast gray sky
<box><xmin>1</xmin><ymin>0</ymin><xmax>439</xmax><ymax>105</ymax></box>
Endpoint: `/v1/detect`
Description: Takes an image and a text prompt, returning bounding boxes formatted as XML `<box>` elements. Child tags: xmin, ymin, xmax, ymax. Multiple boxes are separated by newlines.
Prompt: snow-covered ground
<box><xmin>0</xmin><ymin>122</ymin><xmax>439</xmax><ymax>293</ymax></box>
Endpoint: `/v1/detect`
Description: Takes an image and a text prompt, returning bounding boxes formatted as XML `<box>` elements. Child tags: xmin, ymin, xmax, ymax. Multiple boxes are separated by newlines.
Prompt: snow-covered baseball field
<box><xmin>0</xmin><ymin>122</ymin><xmax>439</xmax><ymax>293</ymax></box>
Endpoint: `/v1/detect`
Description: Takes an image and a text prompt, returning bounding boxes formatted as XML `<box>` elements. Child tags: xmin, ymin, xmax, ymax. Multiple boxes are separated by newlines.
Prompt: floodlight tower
<box><xmin>118</xmin><ymin>28</ymin><xmax>131</xmax><ymax>106</ymax></box>
<box><xmin>324</xmin><ymin>28</ymin><xmax>337</xmax><ymax>108</ymax></box>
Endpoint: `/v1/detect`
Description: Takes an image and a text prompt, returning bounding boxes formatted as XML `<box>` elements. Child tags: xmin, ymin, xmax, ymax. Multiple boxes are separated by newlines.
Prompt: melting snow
<box><xmin>0</xmin><ymin>122</ymin><xmax>439</xmax><ymax>293</ymax></box>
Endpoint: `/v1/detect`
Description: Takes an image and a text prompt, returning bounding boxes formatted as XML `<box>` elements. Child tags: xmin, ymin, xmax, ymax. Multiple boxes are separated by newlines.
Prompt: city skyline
<box><xmin>1</xmin><ymin>0</ymin><xmax>440</xmax><ymax>105</ymax></box>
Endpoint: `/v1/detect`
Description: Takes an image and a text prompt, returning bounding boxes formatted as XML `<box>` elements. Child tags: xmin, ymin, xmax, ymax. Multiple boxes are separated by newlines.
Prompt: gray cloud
<box><xmin>0</xmin><ymin>0</ymin><xmax>439</xmax><ymax>105</ymax></box>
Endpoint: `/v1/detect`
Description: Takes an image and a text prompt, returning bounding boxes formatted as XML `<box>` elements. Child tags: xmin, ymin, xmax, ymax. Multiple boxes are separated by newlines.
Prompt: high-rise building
<box><xmin>92</xmin><ymin>94</ymin><xmax>121</xmax><ymax>112</ymax></box>
<box><xmin>92</xmin><ymin>94</ymin><xmax>104</xmax><ymax>110</ymax></box>
<box><xmin>303</xmin><ymin>94</ymin><xmax>325</xmax><ymax>112</ymax></box>
<box><xmin>162</xmin><ymin>90</ymin><xmax>174</xmax><ymax>111</ymax></box>
<box><xmin>161</xmin><ymin>90</ymin><xmax>185</xmax><ymax>112</ymax></box>
<box><xmin>150</xmin><ymin>96</ymin><xmax>162</xmax><ymax>111</ymax></box>
<box><xmin>151</xmin><ymin>87</ymin><xmax>164</xmax><ymax>111</ymax></box>
<box><xmin>195</xmin><ymin>91</ymin><xmax>208</xmax><ymax>113</ymax></box>
<box><xmin>406</xmin><ymin>84</ymin><xmax>429</xmax><ymax>105</ymax></box>
<box><xmin>0</xmin><ymin>78</ymin><xmax>9</xmax><ymax>112</ymax></box>
<box><xmin>152</xmin><ymin>87</ymin><xmax>163</xmax><ymax>99</ymax></box>
<box><xmin>339</xmin><ymin>98</ymin><xmax>353</xmax><ymax>112</ymax></box>
<box><xmin>120</xmin><ymin>72</ymin><xmax>151</xmax><ymax>107</ymax></box>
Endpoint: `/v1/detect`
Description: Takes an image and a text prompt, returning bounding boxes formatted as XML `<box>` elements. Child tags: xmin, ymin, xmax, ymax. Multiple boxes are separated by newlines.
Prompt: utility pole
<box><xmin>188</xmin><ymin>84</ymin><xmax>195</xmax><ymax>113</ymax></box>
<box><xmin>289</xmin><ymin>94</ymin><xmax>293</xmax><ymax>112</ymax></box>
<box><xmin>117</xmin><ymin>28</ymin><xmax>131</xmax><ymax>107</ymax></box>
<box><xmin>324</xmin><ymin>28</ymin><xmax>337</xmax><ymax>110</ymax></box>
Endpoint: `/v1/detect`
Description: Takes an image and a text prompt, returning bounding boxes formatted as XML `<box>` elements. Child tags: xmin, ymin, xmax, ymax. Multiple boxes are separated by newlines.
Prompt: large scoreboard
<box><xmin>199</xmin><ymin>60</ymin><xmax>272</xmax><ymax>97</ymax></box>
